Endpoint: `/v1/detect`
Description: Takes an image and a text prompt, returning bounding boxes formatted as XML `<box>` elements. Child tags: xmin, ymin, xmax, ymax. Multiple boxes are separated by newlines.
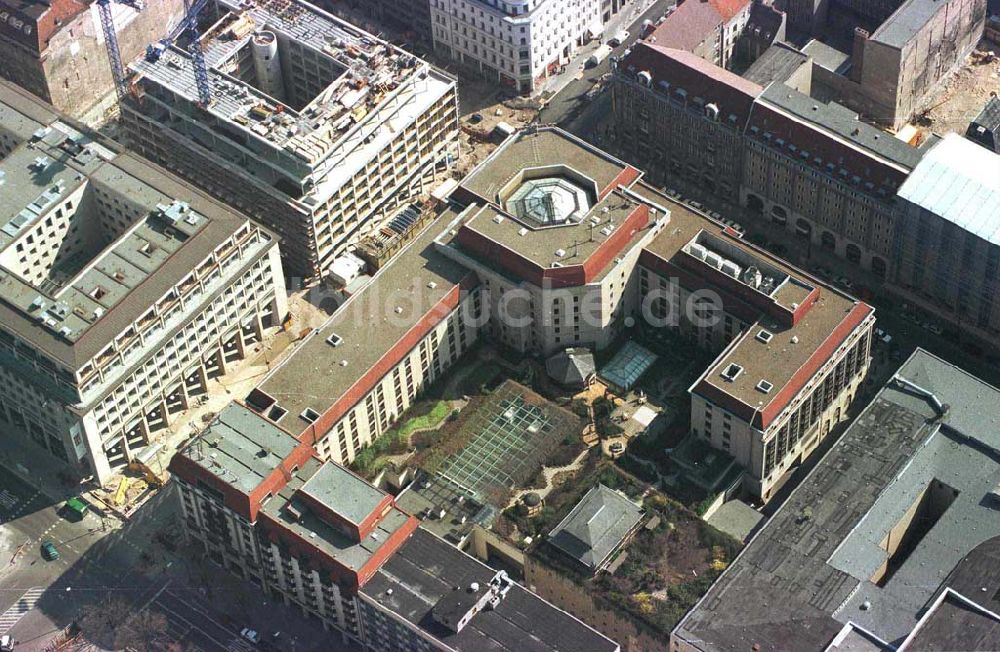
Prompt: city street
<box><xmin>0</xmin><ymin>478</ymin><xmax>332</xmax><ymax>651</ymax></box>
<box><xmin>538</xmin><ymin>0</ymin><xmax>677</xmax><ymax>126</ymax></box>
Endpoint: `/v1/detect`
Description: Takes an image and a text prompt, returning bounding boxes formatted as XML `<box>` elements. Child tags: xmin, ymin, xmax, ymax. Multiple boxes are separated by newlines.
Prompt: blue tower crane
<box><xmin>95</xmin><ymin>0</ymin><xmax>145</xmax><ymax>102</ymax></box>
<box><xmin>145</xmin><ymin>0</ymin><xmax>213</xmax><ymax>108</ymax></box>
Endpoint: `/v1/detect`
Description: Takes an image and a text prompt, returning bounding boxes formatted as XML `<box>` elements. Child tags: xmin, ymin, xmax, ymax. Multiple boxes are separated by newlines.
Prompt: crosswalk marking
<box><xmin>0</xmin><ymin>490</ymin><xmax>19</xmax><ymax>509</ymax></box>
<box><xmin>0</xmin><ymin>587</ymin><xmax>44</xmax><ymax>634</ymax></box>
<box><xmin>0</xmin><ymin>488</ymin><xmax>42</xmax><ymax>524</ymax></box>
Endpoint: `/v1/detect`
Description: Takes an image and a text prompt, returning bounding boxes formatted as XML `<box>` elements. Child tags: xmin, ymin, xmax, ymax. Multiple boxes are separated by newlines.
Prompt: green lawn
<box><xmin>351</xmin><ymin>400</ymin><xmax>455</xmax><ymax>479</ymax></box>
<box><xmin>397</xmin><ymin>400</ymin><xmax>453</xmax><ymax>440</ymax></box>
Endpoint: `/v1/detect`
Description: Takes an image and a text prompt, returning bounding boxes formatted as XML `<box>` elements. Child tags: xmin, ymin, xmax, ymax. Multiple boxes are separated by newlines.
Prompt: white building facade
<box><xmin>430</xmin><ymin>0</ymin><xmax>604</xmax><ymax>94</ymax></box>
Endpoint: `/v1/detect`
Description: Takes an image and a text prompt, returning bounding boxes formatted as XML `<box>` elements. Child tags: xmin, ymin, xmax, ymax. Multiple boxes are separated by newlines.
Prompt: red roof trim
<box><xmin>757</xmin><ymin>302</ymin><xmax>872</xmax><ymax>429</ymax></box>
<box><xmin>300</xmin><ymin>274</ymin><xmax>478</xmax><ymax>445</ymax></box>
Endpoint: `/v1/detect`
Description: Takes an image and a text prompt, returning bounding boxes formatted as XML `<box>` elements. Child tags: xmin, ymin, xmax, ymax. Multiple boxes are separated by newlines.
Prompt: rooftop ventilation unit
<box><xmin>31</xmin><ymin>156</ymin><xmax>52</xmax><ymax>172</ymax></box>
<box><xmin>554</xmin><ymin>249</ymin><xmax>566</xmax><ymax>257</ymax></box>
<box><xmin>756</xmin><ymin>379</ymin><xmax>773</xmax><ymax>394</ymax></box>
<box><xmin>427</xmin><ymin>281</ymin><xmax>437</xmax><ymax>289</ymax></box>
<box><xmin>518</xmin><ymin>227</ymin><xmax>528</xmax><ymax>236</ymax></box>
<box><xmin>493</xmin><ymin>215</ymin><xmax>504</xmax><ymax>224</ymax></box>
<box><xmin>720</xmin><ymin>260</ymin><xmax>741</xmax><ymax>279</ymax></box>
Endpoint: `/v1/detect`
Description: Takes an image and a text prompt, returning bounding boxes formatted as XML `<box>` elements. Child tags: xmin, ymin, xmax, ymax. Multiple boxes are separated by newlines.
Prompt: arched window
<box><xmin>846</xmin><ymin>244</ymin><xmax>861</xmax><ymax>263</ymax></box>
<box><xmin>821</xmin><ymin>231</ymin><xmax>836</xmax><ymax>250</ymax></box>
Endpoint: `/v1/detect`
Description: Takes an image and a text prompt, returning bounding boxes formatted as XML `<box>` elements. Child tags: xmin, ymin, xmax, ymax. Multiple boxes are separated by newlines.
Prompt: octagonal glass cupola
<box><xmin>498</xmin><ymin>165</ymin><xmax>599</xmax><ymax>229</ymax></box>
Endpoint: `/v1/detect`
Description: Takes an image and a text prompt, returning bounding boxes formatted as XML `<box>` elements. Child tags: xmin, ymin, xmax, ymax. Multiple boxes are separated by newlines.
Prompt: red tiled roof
<box><xmin>709</xmin><ymin>0</ymin><xmax>752</xmax><ymax>21</ymax></box>
<box><xmin>619</xmin><ymin>43</ymin><xmax>763</xmax><ymax>122</ymax></box>
<box><xmin>647</xmin><ymin>0</ymin><xmax>750</xmax><ymax>51</ymax></box>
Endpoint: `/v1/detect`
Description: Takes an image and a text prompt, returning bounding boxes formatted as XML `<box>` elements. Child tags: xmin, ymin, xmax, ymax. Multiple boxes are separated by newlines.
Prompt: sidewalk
<box><xmin>0</xmin><ymin>438</ymin><xmax>85</xmax><ymax>507</ymax></box>
<box><xmin>538</xmin><ymin>0</ymin><xmax>661</xmax><ymax>98</ymax></box>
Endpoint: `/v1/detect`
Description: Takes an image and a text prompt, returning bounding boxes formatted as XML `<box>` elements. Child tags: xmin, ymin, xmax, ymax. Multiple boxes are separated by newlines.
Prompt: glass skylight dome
<box><xmin>506</xmin><ymin>177</ymin><xmax>591</xmax><ymax>226</ymax></box>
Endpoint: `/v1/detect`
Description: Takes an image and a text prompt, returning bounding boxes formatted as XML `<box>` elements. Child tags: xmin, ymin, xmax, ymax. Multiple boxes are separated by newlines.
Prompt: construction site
<box><xmin>917</xmin><ymin>40</ymin><xmax>1000</xmax><ymax>137</ymax></box>
<box><xmin>120</xmin><ymin>0</ymin><xmax>461</xmax><ymax>279</ymax></box>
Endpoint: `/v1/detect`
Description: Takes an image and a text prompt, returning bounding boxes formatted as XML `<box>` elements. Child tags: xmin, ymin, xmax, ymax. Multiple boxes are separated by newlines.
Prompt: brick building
<box><xmin>170</xmin><ymin>403</ymin><xmax>619</xmax><ymax>651</ymax></box>
<box><xmin>612</xmin><ymin>43</ymin><xmax>762</xmax><ymax>202</ymax></box>
<box><xmin>740</xmin><ymin>83</ymin><xmax>922</xmax><ymax>277</ymax></box>
<box><xmin>787</xmin><ymin>0</ymin><xmax>988</xmax><ymax>128</ymax></box>
<box><xmin>645</xmin><ymin>0</ymin><xmax>753</xmax><ymax>70</ymax></box>
<box><xmin>0</xmin><ymin>0</ymin><xmax>185</xmax><ymax>118</ymax></box>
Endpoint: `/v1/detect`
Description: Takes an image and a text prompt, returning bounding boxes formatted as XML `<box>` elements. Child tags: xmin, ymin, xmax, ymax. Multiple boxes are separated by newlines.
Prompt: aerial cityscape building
<box><xmin>171</xmin><ymin>402</ymin><xmax>621</xmax><ymax>651</ymax></box>
<box><xmin>122</xmin><ymin>0</ymin><xmax>460</xmax><ymax>279</ymax></box>
<box><xmin>674</xmin><ymin>348</ymin><xmax>1000</xmax><ymax>651</ymax></box>
<box><xmin>0</xmin><ymin>80</ymin><xmax>286</xmax><ymax>484</ymax></box>
<box><xmin>1</xmin><ymin>0</ymin><xmax>999</xmax><ymax>648</ymax></box>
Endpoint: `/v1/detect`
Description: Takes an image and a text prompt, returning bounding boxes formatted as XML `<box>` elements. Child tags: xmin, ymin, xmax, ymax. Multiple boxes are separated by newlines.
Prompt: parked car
<box><xmin>922</xmin><ymin>322</ymin><xmax>944</xmax><ymax>336</ymax></box>
<box><xmin>241</xmin><ymin>628</ymin><xmax>262</xmax><ymax>644</ymax></box>
<box><xmin>1</xmin><ymin>634</ymin><xmax>14</xmax><ymax>651</ymax></box>
<box><xmin>875</xmin><ymin>328</ymin><xmax>893</xmax><ymax>344</ymax></box>
<box><xmin>608</xmin><ymin>30</ymin><xmax>629</xmax><ymax>46</ymax></box>
<box><xmin>63</xmin><ymin>496</ymin><xmax>89</xmax><ymax>521</ymax></box>
<box><xmin>41</xmin><ymin>540</ymin><xmax>59</xmax><ymax>561</ymax></box>
<box><xmin>686</xmin><ymin>199</ymin><xmax>703</xmax><ymax>210</ymax></box>
<box><xmin>666</xmin><ymin>188</ymin><xmax>680</xmax><ymax>198</ymax></box>
<box><xmin>834</xmin><ymin>276</ymin><xmax>854</xmax><ymax>290</ymax></box>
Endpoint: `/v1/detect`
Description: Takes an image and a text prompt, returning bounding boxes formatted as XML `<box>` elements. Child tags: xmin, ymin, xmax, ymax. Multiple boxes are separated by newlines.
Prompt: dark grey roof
<box><xmin>361</xmin><ymin>528</ymin><xmax>619</xmax><ymax>652</ymax></box>
<box><xmin>545</xmin><ymin>347</ymin><xmax>596</xmax><ymax>386</ymax></box>
<box><xmin>673</xmin><ymin>349</ymin><xmax>1000</xmax><ymax>651</ymax></box>
<box><xmin>871</xmin><ymin>0</ymin><xmax>951</xmax><ymax>49</ymax></box>
<box><xmin>181</xmin><ymin>403</ymin><xmax>301</xmax><ymax>495</ymax></box>
<box><xmin>298</xmin><ymin>462</ymin><xmax>386</xmax><ymax>526</ymax></box>
<box><xmin>742</xmin><ymin>44</ymin><xmax>809</xmax><ymax>87</ymax></box>
<box><xmin>899</xmin><ymin>587</ymin><xmax>1000</xmax><ymax>651</ymax></box>
<box><xmin>967</xmin><ymin>96</ymin><xmax>1000</xmax><ymax>152</ymax></box>
<box><xmin>547</xmin><ymin>483</ymin><xmax>643</xmax><ymax>571</ymax></box>
<box><xmin>759</xmin><ymin>84</ymin><xmax>923</xmax><ymax>170</ymax></box>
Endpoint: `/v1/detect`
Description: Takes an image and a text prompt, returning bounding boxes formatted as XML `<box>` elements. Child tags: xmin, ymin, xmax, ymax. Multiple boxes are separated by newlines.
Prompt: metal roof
<box><xmin>547</xmin><ymin>483</ymin><xmax>643</xmax><ymax>571</ymax></box>
<box><xmin>673</xmin><ymin>348</ymin><xmax>1000</xmax><ymax>651</ymax></box>
<box><xmin>897</xmin><ymin>133</ymin><xmax>1000</xmax><ymax>244</ymax></box>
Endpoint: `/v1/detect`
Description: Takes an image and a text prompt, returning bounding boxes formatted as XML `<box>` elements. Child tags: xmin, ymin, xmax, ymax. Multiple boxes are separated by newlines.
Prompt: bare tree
<box><xmin>77</xmin><ymin>597</ymin><xmax>168</xmax><ymax>650</ymax></box>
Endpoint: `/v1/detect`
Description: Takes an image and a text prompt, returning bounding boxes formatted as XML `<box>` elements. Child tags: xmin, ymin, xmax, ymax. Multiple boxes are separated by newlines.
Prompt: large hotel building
<box><xmin>0</xmin><ymin>81</ymin><xmax>287</xmax><ymax>484</ymax></box>
<box><xmin>170</xmin><ymin>402</ymin><xmax>620</xmax><ymax>651</ymax></box>
<box><xmin>233</xmin><ymin>125</ymin><xmax>873</xmax><ymax>503</ymax></box>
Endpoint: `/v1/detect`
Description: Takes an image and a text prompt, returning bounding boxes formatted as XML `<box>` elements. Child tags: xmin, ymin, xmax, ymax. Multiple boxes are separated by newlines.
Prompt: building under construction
<box><xmin>121</xmin><ymin>0</ymin><xmax>460</xmax><ymax>280</ymax></box>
